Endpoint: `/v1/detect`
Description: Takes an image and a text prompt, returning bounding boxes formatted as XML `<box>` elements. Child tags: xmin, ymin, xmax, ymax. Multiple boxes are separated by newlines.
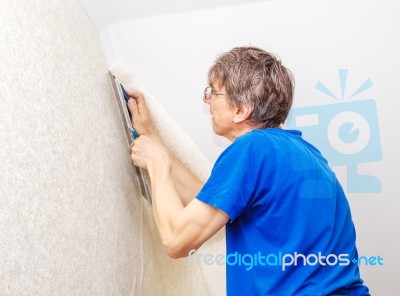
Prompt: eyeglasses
<box><xmin>203</xmin><ymin>86</ymin><xmax>225</xmax><ymax>102</ymax></box>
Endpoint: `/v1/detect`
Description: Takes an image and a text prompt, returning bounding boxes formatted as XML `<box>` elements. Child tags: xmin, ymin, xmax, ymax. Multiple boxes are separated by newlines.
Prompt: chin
<box><xmin>212</xmin><ymin>127</ymin><xmax>224</xmax><ymax>137</ymax></box>
<box><xmin>212</xmin><ymin>125</ymin><xmax>220</xmax><ymax>135</ymax></box>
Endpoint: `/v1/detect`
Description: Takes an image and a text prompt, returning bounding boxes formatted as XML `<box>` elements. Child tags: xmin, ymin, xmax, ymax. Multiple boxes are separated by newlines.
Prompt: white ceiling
<box><xmin>79</xmin><ymin>0</ymin><xmax>271</xmax><ymax>31</ymax></box>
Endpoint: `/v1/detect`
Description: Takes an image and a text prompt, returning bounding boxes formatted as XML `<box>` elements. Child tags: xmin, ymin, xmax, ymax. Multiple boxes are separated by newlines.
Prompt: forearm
<box><xmin>149</xmin><ymin>133</ymin><xmax>204</xmax><ymax>205</ymax></box>
<box><xmin>147</xmin><ymin>160</ymin><xmax>227</xmax><ymax>259</ymax></box>
<box><xmin>147</xmin><ymin>160</ymin><xmax>184</xmax><ymax>249</ymax></box>
<box><xmin>169</xmin><ymin>154</ymin><xmax>203</xmax><ymax>206</ymax></box>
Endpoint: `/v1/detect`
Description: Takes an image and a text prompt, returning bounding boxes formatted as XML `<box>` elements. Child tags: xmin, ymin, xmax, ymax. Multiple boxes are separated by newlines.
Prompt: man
<box><xmin>127</xmin><ymin>47</ymin><xmax>370</xmax><ymax>295</ymax></box>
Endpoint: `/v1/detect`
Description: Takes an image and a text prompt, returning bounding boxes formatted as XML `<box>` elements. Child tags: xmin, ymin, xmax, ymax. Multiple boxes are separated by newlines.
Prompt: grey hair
<box><xmin>208</xmin><ymin>46</ymin><xmax>295</xmax><ymax>128</ymax></box>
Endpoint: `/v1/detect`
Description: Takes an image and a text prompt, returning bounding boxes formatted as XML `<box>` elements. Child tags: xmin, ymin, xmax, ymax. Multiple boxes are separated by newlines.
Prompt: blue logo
<box><xmin>287</xmin><ymin>69</ymin><xmax>382</xmax><ymax>193</ymax></box>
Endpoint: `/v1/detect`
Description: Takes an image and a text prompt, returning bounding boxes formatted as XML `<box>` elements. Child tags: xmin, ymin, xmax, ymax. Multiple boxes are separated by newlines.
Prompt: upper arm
<box><xmin>165</xmin><ymin>198</ymin><xmax>229</xmax><ymax>258</ymax></box>
<box><xmin>170</xmin><ymin>155</ymin><xmax>204</xmax><ymax>206</ymax></box>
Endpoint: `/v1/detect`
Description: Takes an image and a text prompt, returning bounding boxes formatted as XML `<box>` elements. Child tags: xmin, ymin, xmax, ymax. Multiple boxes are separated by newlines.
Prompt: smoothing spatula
<box><xmin>109</xmin><ymin>71</ymin><xmax>152</xmax><ymax>204</ymax></box>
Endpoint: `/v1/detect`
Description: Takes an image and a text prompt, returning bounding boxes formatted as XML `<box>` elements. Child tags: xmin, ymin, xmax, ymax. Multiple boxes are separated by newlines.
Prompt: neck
<box><xmin>226</xmin><ymin>123</ymin><xmax>258</xmax><ymax>142</ymax></box>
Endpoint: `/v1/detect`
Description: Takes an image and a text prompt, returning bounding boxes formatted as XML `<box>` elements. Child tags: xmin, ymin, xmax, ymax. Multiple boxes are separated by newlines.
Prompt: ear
<box><xmin>233</xmin><ymin>104</ymin><xmax>252</xmax><ymax>123</ymax></box>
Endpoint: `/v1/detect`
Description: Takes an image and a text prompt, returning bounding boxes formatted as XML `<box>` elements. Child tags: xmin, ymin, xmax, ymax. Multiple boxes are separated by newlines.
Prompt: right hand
<box><xmin>126</xmin><ymin>92</ymin><xmax>158</xmax><ymax>139</ymax></box>
<box><xmin>130</xmin><ymin>135</ymin><xmax>171</xmax><ymax>171</ymax></box>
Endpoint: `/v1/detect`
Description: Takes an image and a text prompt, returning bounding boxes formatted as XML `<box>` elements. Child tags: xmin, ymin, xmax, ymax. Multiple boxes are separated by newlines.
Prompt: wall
<box><xmin>100</xmin><ymin>0</ymin><xmax>400</xmax><ymax>294</ymax></box>
<box><xmin>0</xmin><ymin>1</ymin><xmax>140</xmax><ymax>294</ymax></box>
<box><xmin>0</xmin><ymin>0</ymin><xmax>224</xmax><ymax>295</ymax></box>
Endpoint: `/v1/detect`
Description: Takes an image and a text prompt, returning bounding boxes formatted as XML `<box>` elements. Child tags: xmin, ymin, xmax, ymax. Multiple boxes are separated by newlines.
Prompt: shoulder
<box><xmin>211</xmin><ymin>129</ymin><xmax>277</xmax><ymax>172</ymax></box>
<box><xmin>229</xmin><ymin>129</ymin><xmax>275</xmax><ymax>151</ymax></box>
<box><xmin>229</xmin><ymin>128</ymin><xmax>289</xmax><ymax>154</ymax></box>
<box><xmin>215</xmin><ymin>130</ymin><xmax>268</xmax><ymax>160</ymax></box>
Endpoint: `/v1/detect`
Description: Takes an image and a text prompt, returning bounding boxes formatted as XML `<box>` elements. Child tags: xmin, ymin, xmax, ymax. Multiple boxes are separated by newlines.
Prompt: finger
<box><xmin>130</xmin><ymin>137</ymin><xmax>143</xmax><ymax>152</ymax></box>
<box><xmin>126</xmin><ymin>91</ymin><xmax>142</xmax><ymax>99</ymax></box>
<box><xmin>130</xmin><ymin>144</ymin><xmax>139</xmax><ymax>163</ymax></box>
<box><xmin>127</xmin><ymin>92</ymin><xmax>147</xmax><ymax>115</ymax></box>
<box><xmin>127</xmin><ymin>98</ymin><xmax>140</xmax><ymax>120</ymax></box>
<box><xmin>130</xmin><ymin>153</ymin><xmax>137</xmax><ymax>166</ymax></box>
<box><xmin>134</xmin><ymin>94</ymin><xmax>146</xmax><ymax>114</ymax></box>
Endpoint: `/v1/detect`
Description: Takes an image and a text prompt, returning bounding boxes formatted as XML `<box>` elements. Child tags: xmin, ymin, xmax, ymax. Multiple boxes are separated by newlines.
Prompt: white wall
<box><xmin>100</xmin><ymin>0</ymin><xmax>400</xmax><ymax>294</ymax></box>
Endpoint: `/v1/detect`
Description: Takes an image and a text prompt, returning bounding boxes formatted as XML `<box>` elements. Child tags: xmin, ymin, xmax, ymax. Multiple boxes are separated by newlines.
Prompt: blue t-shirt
<box><xmin>196</xmin><ymin>129</ymin><xmax>369</xmax><ymax>296</ymax></box>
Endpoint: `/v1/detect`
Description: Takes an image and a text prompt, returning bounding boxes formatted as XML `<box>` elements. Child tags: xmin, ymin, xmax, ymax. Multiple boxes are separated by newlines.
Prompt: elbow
<box><xmin>163</xmin><ymin>239</ymin><xmax>192</xmax><ymax>259</ymax></box>
<box><xmin>166</xmin><ymin>248</ymin><xmax>185</xmax><ymax>259</ymax></box>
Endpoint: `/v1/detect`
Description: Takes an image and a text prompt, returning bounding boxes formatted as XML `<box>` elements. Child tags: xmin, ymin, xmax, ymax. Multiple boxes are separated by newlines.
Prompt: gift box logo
<box><xmin>287</xmin><ymin>69</ymin><xmax>382</xmax><ymax>193</ymax></box>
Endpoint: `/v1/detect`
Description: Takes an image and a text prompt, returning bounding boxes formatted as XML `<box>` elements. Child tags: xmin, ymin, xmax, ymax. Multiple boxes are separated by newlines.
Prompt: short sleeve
<box><xmin>196</xmin><ymin>132</ymin><xmax>269</xmax><ymax>222</ymax></box>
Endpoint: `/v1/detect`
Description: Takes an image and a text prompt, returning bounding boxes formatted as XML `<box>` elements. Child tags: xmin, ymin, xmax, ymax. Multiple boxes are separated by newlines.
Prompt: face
<box><xmin>203</xmin><ymin>84</ymin><xmax>237</xmax><ymax>140</ymax></box>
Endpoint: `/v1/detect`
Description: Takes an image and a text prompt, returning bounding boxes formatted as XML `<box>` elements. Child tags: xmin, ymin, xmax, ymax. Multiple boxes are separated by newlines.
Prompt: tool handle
<box><xmin>120</xmin><ymin>83</ymin><xmax>140</xmax><ymax>140</ymax></box>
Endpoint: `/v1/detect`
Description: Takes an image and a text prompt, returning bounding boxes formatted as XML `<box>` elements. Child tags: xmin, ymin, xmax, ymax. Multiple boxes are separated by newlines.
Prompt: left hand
<box><xmin>130</xmin><ymin>135</ymin><xmax>171</xmax><ymax>172</ymax></box>
<box><xmin>126</xmin><ymin>92</ymin><xmax>158</xmax><ymax>139</ymax></box>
